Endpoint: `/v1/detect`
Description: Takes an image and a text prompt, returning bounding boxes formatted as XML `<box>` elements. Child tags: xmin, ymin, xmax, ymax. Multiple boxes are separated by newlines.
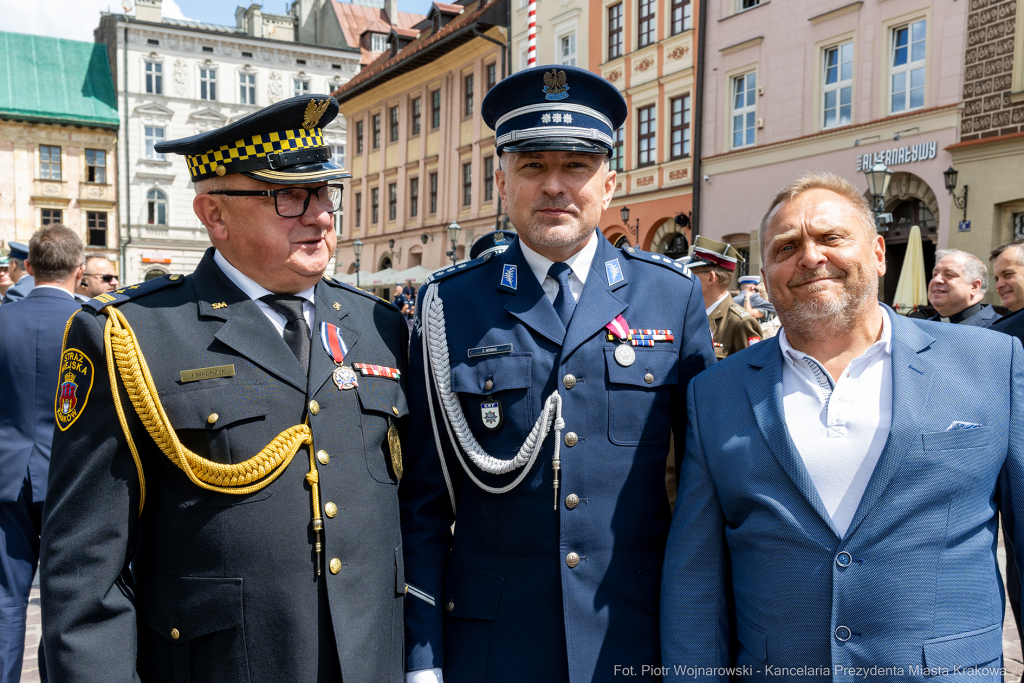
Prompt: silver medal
<box><xmin>614</xmin><ymin>343</ymin><xmax>636</xmax><ymax>367</ymax></box>
<box><xmin>333</xmin><ymin>365</ymin><xmax>359</xmax><ymax>390</ymax></box>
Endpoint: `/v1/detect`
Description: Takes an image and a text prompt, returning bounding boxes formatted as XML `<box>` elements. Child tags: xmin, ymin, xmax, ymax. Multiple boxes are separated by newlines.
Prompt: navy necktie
<box><xmin>260</xmin><ymin>294</ymin><xmax>311</xmax><ymax>374</ymax></box>
<box><xmin>548</xmin><ymin>262</ymin><xmax>576</xmax><ymax>328</ymax></box>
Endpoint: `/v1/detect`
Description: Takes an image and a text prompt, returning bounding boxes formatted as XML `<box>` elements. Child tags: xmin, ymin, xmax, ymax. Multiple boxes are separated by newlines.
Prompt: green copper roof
<box><xmin>0</xmin><ymin>31</ymin><xmax>119</xmax><ymax>130</ymax></box>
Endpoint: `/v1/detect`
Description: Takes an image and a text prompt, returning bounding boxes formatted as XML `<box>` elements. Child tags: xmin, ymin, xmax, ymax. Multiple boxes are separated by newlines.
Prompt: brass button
<box><xmin>565</xmin><ymin>493</ymin><xmax>579</xmax><ymax>509</ymax></box>
<box><xmin>564</xmin><ymin>432</ymin><xmax>578</xmax><ymax>447</ymax></box>
<box><xmin>392</xmin><ymin>406</ymin><xmax>399</xmax><ymax>416</ymax></box>
<box><xmin>329</xmin><ymin>558</ymin><xmax>342</xmax><ymax>574</ymax></box>
<box><xmin>170</xmin><ymin>628</ymin><xmax>180</xmax><ymax>640</ymax></box>
<box><xmin>562</xmin><ymin>374</ymin><xmax>576</xmax><ymax>389</ymax></box>
<box><xmin>207</xmin><ymin>412</ymin><xmax>219</xmax><ymax>424</ymax></box>
<box><xmin>483</xmin><ymin>379</ymin><xmax>494</xmax><ymax>392</ymax></box>
<box><xmin>446</xmin><ymin>600</ymin><xmax>455</xmax><ymax>612</ymax></box>
<box><xmin>566</xmin><ymin>552</ymin><xmax>580</xmax><ymax>568</ymax></box>
<box><xmin>644</xmin><ymin>373</ymin><xmax>654</xmax><ymax>384</ymax></box>
<box><xmin>309</xmin><ymin>400</ymin><xmax>320</xmax><ymax>415</ymax></box>
<box><xmin>325</xmin><ymin>502</ymin><xmax>338</xmax><ymax>518</ymax></box>
<box><xmin>317</xmin><ymin>450</ymin><xmax>330</xmax><ymax>465</ymax></box>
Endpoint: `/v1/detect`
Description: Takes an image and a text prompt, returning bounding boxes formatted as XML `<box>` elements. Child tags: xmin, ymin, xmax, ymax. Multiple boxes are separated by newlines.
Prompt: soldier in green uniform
<box><xmin>687</xmin><ymin>236</ymin><xmax>763</xmax><ymax>359</ymax></box>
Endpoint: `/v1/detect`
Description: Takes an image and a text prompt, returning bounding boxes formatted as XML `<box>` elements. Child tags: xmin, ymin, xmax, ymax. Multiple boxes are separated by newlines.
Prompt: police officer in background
<box><xmin>688</xmin><ymin>236</ymin><xmax>762</xmax><ymax>359</ymax></box>
<box><xmin>41</xmin><ymin>96</ymin><xmax>408</xmax><ymax>683</ymax></box>
<box><xmin>733</xmin><ymin>274</ymin><xmax>774</xmax><ymax>320</ymax></box>
<box><xmin>400</xmin><ymin>66</ymin><xmax>715</xmax><ymax>683</ymax></box>
<box><xmin>1</xmin><ymin>242</ymin><xmax>34</xmax><ymax>305</ymax></box>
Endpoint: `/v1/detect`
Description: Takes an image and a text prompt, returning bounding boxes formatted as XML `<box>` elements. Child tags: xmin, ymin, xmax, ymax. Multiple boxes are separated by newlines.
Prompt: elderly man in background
<box><xmin>661</xmin><ymin>171</ymin><xmax>1024</xmax><ymax>682</ymax></box>
<box><xmin>73</xmin><ymin>255</ymin><xmax>119</xmax><ymax>303</ymax></box>
<box><xmin>1</xmin><ymin>243</ymin><xmax>34</xmax><ymax>305</ymax></box>
<box><xmin>0</xmin><ymin>225</ymin><xmax>84</xmax><ymax>683</ymax></box>
<box><xmin>927</xmin><ymin>248</ymin><xmax>998</xmax><ymax>327</ymax></box>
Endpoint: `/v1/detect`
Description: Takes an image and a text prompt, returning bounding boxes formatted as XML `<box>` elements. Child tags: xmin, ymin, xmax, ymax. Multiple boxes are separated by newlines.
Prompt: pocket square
<box><xmin>945</xmin><ymin>421</ymin><xmax>983</xmax><ymax>431</ymax></box>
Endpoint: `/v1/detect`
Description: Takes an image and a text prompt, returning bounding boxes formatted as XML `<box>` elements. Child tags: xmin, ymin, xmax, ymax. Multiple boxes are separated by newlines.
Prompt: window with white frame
<box><xmin>371</xmin><ymin>34</ymin><xmax>389</xmax><ymax>52</ymax></box>
<box><xmin>239</xmin><ymin>72</ymin><xmax>256</xmax><ymax>105</ymax></box>
<box><xmin>145</xmin><ymin>60</ymin><xmax>162</xmax><ymax>94</ymax></box>
<box><xmin>200</xmin><ymin>66</ymin><xmax>216</xmax><ymax>101</ymax></box>
<box><xmin>294</xmin><ymin>77</ymin><xmax>310</xmax><ymax>97</ymax></box>
<box><xmin>823</xmin><ymin>41</ymin><xmax>853</xmax><ymax>128</ymax></box>
<box><xmin>331</xmin><ymin>144</ymin><xmax>345</xmax><ymax>169</ymax></box>
<box><xmin>731</xmin><ymin>72</ymin><xmax>756</xmax><ymax>148</ymax></box>
<box><xmin>559</xmin><ymin>34</ymin><xmax>577</xmax><ymax>66</ymax></box>
<box><xmin>147</xmin><ymin>188</ymin><xmax>167</xmax><ymax>225</ymax></box>
<box><xmin>890</xmin><ymin>19</ymin><xmax>926</xmax><ymax>113</ymax></box>
<box><xmin>144</xmin><ymin>126</ymin><xmax>165</xmax><ymax>160</ymax></box>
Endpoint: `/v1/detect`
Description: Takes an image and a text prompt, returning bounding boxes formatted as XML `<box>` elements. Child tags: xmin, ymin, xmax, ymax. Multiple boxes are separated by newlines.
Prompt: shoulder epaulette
<box><xmin>731</xmin><ymin>304</ymin><xmax>751</xmax><ymax>318</ymax></box>
<box><xmin>424</xmin><ymin>252</ymin><xmax>494</xmax><ymax>284</ymax></box>
<box><xmin>618</xmin><ymin>244</ymin><xmax>692</xmax><ymax>278</ymax></box>
<box><xmin>323</xmin><ymin>276</ymin><xmax>399</xmax><ymax>310</ymax></box>
<box><xmin>84</xmin><ymin>273</ymin><xmax>186</xmax><ymax>312</ymax></box>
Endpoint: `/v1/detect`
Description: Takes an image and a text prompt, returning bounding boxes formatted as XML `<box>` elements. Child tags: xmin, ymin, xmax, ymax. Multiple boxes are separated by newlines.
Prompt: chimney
<box><xmin>135</xmin><ymin>0</ymin><xmax>163</xmax><ymax>22</ymax></box>
<box><xmin>384</xmin><ymin>0</ymin><xmax>399</xmax><ymax>26</ymax></box>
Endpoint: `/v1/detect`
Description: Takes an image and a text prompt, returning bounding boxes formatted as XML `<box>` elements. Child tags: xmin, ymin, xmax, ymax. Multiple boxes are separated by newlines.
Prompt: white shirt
<box><xmin>33</xmin><ymin>284</ymin><xmax>74</xmax><ymax>298</ymax></box>
<box><xmin>214</xmin><ymin>250</ymin><xmax>315</xmax><ymax>337</ymax></box>
<box><xmin>518</xmin><ymin>230</ymin><xmax>598</xmax><ymax>304</ymax></box>
<box><xmin>777</xmin><ymin>306</ymin><xmax>892</xmax><ymax>537</ymax></box>
<box><xmin>705</xmin><ymin>292</ymin><xmax>730</xmax><ymax>317</ymax></box>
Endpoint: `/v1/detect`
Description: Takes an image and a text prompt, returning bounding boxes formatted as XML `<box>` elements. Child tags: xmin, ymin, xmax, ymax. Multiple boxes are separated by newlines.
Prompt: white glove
<box><xmin>406</xmin><ymin>668</ymin><xmax>444</xmax><ymax>683</ymax></box>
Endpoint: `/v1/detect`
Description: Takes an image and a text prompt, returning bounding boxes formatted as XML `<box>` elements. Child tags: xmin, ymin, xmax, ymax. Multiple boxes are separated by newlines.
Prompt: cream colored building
<box><xmin>510</xmin><ymin>0</ymin><xmax>587</xmax><ymax>70</ymax></box>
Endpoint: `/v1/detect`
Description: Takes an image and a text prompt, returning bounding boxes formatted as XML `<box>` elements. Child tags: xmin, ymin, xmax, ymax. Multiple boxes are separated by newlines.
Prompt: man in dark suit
<box><xmin>73</xmin><ymin>255</ymin><xmax>119</xmax><ymax>303</ymax></box>
<box><xmin>927</xmin><ymin>248</ymin><xmax>999</xmax><ymax>327</ymax></box>
<box><xmin>0</xmin><ymin>225</ymin><xmax>84</xmax><ymax>683</ymax></box>
<box><xmin>40</xmin><ymin>96</ymin><xmax>408</xmax><ymax>683</ymax></box>
<box><xmin>1</xmin><ymin>242</ymin><xmax>34</xmax><ymax>305</ymax></box>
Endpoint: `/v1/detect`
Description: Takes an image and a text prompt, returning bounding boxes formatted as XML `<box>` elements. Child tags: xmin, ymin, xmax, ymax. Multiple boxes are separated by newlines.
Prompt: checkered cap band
<box><xmin>185</xmin><ymin>128</ymin><xmax>325</xmax><ymax>181</ymax></box>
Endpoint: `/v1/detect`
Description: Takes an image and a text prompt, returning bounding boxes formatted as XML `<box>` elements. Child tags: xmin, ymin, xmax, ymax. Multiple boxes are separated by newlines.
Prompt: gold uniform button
<box><xmin>563</xmin><ymin>374</ymin><xmax>576</xmax><ymax>389</ymax></box>
<box><xmin>329</xmin><ymin>558</ymin><xmax>342</xmax><ymax>574</ymax></box>
<box><xmin>565</xmin><ymin>493</ymin><xmax>580</xmax><ymax>509</ymax></box>
<box><xmin>170</xmin><ymin>628</ymin><xmax>180</xmax><ymax>640</ymax></box>
<box><xmin>392</xmin><ymin>406</ymin><xmax>399</xmax><ymax>416</ymax></box>
<box><xmin>644</xmin><ymin>373</ymin><xmax>654</xmax><ymax>384</ymax></box>
<box><xmin>309</xmin><ymin>400</ymin><xmax>320</xmax><ymax>415</ymax></box>
<box><xmin>564</xmin><ymin>432</ymin><xmax>578</xmax><ymax>447</ymax></box>
<box><xmin>566</xmin><ymin>552</ymin><xmax>580</xmax><ymax>568</ymax></box>
<box><xmin>446</xmin><ymin>601</ymin><xmax>455</xmax><ymax>612</ymax></box>
<box><xmin>325</xmin><ymin>502</ymin><xmax>338</xmax><ymax>518</ymax></box>
<box><xmin>483</xmin><ymin>379</ymin><xmax>494</xmax><ymax>392</ymax></box>
<box><xmin>207</xmin><ymin>413</ymin><xmax>219</xmax><ymax>424</ymax></box>
<box><xmin>317</xmin><ymin>450</ymin><xmax>330</xmax><ymax>465</ymax></box>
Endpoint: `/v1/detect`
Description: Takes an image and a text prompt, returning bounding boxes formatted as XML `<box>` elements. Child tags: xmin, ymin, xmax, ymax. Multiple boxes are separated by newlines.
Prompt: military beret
<box><xmin>6</xmin><ymin>242</ymin><xmax>28</xmax><ymax>261</ymax></box>
<box><xmin>481</xmin><ymin>65</ymin><xmax>627</xmax><ymax>156</ymax></box>
<box><xmin>469</xmin><ymin>230</ymin><xmax>517</xmax><ymax>260</ymax></box>
<box><xmin>155</xmin><ymin>95</ymin><xmax>350</xmax><ymax>184</ymax></box>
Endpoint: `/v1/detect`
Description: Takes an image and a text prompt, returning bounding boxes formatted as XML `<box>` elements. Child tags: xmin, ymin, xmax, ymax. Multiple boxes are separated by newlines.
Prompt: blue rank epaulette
<box><xmin>84</xmin><ymin>273</ymin><xmax>186</xmax><ymax>312</ymax></box>
<box><xmin>323</xmin><ymin>275</ymin><xmax>399</xmax><ymax>311</ymax></box>
<box><xmin>425</xmin><ymin>252</ymin><xmax>494</xmax><ymax>285</ymax></box>
<box><xmin>619</xmin><ymin>244</ymin><xmax>692</xmax><ymax>279</ymax></box>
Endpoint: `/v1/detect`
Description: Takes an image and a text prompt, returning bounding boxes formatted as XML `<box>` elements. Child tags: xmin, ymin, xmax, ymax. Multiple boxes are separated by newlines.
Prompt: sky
<box><xmin>0</xmin><ymin>0</ymin><xmax>433</xmax><ymax>43</ymax></box>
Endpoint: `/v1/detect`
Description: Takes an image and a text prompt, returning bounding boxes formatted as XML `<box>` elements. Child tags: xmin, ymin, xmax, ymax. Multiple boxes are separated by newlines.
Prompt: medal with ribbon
<box><xmin>605</xmin><ymin>314</ymin><xmax>636</xmax><ymax>367</ymax></box>
<box><xmin>320</xmin><ymin>322</ymin><xmax>358</xmax><ymax>390</ymax></box>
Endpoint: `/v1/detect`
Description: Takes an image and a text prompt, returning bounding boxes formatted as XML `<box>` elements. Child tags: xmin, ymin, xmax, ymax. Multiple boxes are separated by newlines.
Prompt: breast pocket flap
<box><xmin>356</xmin><ymin>376</ymin><xmax>409</xmax><ymax>418</ymax></box>
<box><xmin>923</xmin><ymin>623</ymin><xmax>1002</xmax><ymax>670</ymax></box>
<box><xmin>921</xmin><ymin>426</ymin><xmax>992</xmax><ymax>451</ymax></box>
<box><xmin>137</xmin><ymin>575</ymin><xmax>243</xmax><ymax>643</ymax></box>
<box><xmin>450</xmin><ymin>354</ymin><xmax>532</xmax><ymax>394</ymax></box>
<box><xmin>443</xmin><ymin>557</ymin><xmax>505</xmax><ymax>621</ymax></box>
<box><xmin>159</xmin><ymin>381</ymin><xmax>267</xmax><ymax>429</ymax></box>
<box><xmin>605</xmin><ymin>348</ymin><xmax>678</xmax><ymax>388</ymax></box>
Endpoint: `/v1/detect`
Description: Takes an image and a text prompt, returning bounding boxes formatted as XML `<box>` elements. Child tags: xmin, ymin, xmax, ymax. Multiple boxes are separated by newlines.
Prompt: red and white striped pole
<box><xmin>527</xmin><ymin>0</ymin><xmax>537</xmax><ymax>67</ymax></box>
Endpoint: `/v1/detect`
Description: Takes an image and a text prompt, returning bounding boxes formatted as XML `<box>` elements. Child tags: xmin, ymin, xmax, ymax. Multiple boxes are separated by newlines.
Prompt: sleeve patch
<box><xmin>747</xmin><ymin>336</ymin><xmax>761</xmax><ymax>346</ymax></box>
<box><xmin>55</xmin><ymin>348</ymin><xmax>95</xmax><ymax>431</ymax></box>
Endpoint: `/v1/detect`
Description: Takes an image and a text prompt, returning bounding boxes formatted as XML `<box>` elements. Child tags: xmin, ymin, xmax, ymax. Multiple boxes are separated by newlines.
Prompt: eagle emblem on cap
<box><xmin>303</xmin><ymin>99</ymin><xmax>330</xmax><ymax>130</ymax></box>
<box><xmin>542</xmin><ymin>69</ymin><xmax>569</xmax><ymax>100</ymax></box>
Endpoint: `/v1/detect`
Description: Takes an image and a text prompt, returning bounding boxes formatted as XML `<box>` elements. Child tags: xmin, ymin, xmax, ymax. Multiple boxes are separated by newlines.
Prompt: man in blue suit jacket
<box><xmin>1</xmin><ymin>242</ymin><xmax>34</xmax><ymax>305</ymax></box>
<box><xmin>662</xmin><ymin>172</ymin><xmax>1024</xmax><ymax>682</ymax></box>
<box><xmin>0</xmin><ymin>226</ymin><xmax>83</xmax><ymax>683</ymax></box>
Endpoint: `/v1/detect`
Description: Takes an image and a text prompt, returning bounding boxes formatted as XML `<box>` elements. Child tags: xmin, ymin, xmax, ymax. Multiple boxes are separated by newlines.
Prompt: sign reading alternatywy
<box><xmin>856</xmin><ymin>140</ymin><xmax>937</xmax><ymax>172</ymax></box>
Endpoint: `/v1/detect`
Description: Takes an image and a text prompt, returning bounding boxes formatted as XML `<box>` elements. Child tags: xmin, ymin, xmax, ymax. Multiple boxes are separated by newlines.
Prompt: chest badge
<box><xmin>388</xmin><ymin>417</ymin><xmax>403</xmax><ymax>479</ymax></box>
<box><xmin>500</xmin><ymin>264</ymin><xmax>517</xmax><ymax>290</ymax></box>
<box><xmin>333</xmin><ymin>365</ymin><xmax>359</xmax><ymax>390</ymax></box>
<box><xmin>481</xmin><ymin>400</ymin><xmax>503</xmax><ymax>430</ymax></box>
<box><xmin>613</xmin><ymin>344</ymin><xmax>636</xmax><ymax>367</ymax></box>
<box><xmin>605</xmin><ymin>258</ymin><xmax>624</xmax><ymax>286</ymax></box>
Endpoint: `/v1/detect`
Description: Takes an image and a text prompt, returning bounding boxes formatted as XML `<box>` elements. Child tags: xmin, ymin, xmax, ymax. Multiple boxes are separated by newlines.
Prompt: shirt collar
<box><xmin>779</xmin><ymin>304</ymin><xmax>892</xmax><ymax>363</ymax></box>
<box><xmin>706</xmin><ymin>292</ymin><xmax>730</xmax><ymax>317</ymax></box>
<box><xmin>214</xmin><ymin>250</ymin><xmax>316</xmax><ymax>305</ymax></box>
<box><xmin>32</xmin><ymin>284</ymin><xmax>75</xmax><ymax>298</ymax></box>
<box><xmin>518</xmin><ymin>230</ymin><xmax>598</xmax><ymax>287</ymax></box>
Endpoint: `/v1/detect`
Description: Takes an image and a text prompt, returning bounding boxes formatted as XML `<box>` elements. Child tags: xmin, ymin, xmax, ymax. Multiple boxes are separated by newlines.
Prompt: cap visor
<box><xmin>245</xmin><ymin>160</ymin><xmax>352</xmax><ymax>184</ymax></box>
<box><xmin>502</xmin><ymin>137</ymin><xmax>610</xmax><ymax>155</ymax></box>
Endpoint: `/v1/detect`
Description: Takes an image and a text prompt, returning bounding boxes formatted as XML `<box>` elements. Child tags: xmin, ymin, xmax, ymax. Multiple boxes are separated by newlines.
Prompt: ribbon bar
<box><xmin>353</xmin><ymin>363</ymin><xmax>401</xmax><ymax>380</ymax></box>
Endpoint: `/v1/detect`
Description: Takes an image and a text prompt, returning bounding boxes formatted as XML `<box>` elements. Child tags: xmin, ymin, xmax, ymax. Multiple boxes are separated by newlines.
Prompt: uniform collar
<box><xmin>518</xmin><ymin>230</ymin><xmax>598</xmax><ymax>287</ymax></box>
<box><xmin>213</xmin><ymin>249</ymin><xmax>315</xmax><ymax>305</ymax></box>
<box><xmin>706</xmin><ymin>292</ymin><xmax>730</xmax><ymax>317</ymax></box>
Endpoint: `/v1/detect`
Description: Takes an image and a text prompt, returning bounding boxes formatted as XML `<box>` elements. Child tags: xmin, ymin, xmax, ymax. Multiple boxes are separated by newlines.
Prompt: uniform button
<box><xmin>446</xmin><ymin>600</ymin><xmax>455</xmax><ymax>612</ymax></box>
<box><xmin>329</xmin><ymin>558</ymin><xmax>342</xmax><ymax>574</ymax></box>
<box><xmin>484</xmin><ymin>379</ymin><xmax>494</xmax><ymax>392</ymax></box>
<box><xmin>836</xmin><ymin>551</ymin><xmax>852</xmax><ymax>568</ymax></box>
<box><xmin>309</xmin><ymin>400</ymin><xmax>320</xmax><ymax>415</ymax></box>
<box><xmin>564</xmin><ymin>432</ymin><xmax>578</xmax><ymax>447</ymax></box>
<box><xmin>562</xmin><ymin>374</ymin><xmax>576</xmax><ymax>389</ymax></box>
<box><xmin>566</xmin><ymin>552</ymin><xmax>580</xmax><ymax>568</ymax></box>
<box><xmin>170</xmin><ymin>628</ymin><xmax>180</xmax><ymax>640</ymax></box>
<box><xmin>317</xmin><ymin>450</ymin><xmax>330</xmax><ymax>465</ymax></box>
<box><xmin>644</xmin><ymin>373</ymin><xmax>654</xmax><ymax>384</ymax></box>
<box><xmin>206</xmin><ymin>413</ymin><xmax>219</xmax><ymax>424</ymax></box>
<box><xmin>565</xmin><ymin>493</ymin><xmax>580</xmax><ymax>509</ymax></box>
<box><xmin>392</xmin><ymin>406</ymin><xmax>399</xmax><ymax>416</ymax></box>
<box><xmin>325</xmin><ymin>502</ymin><xmax>337</xmax><ymax>518</ymax></box>
<box><xmin>835</xmin><ymin>626</ymin><xmax>851</xmax><ymax>642</ymax></box>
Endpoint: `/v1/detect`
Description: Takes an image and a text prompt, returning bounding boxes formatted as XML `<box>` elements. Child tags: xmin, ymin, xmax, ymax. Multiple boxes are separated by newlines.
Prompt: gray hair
<box><xmin>758</xmin><ymin>171</ymin><xmax>877</xmax><ymax>262</ymax></box>
<box><xmin>935</xmin><ymin>248</ymin><xmax>988</xmax><ymax>295</ymax></box>
<box><xmin>28</xmin><ymin>225</ymin><xmax>84</xmax><ymax>283</ymax></box>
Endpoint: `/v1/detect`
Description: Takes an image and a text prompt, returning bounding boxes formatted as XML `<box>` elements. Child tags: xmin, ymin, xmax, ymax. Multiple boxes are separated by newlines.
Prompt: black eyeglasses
<box><xmin>206</xmin><ymin>184</ymin><xmax>343</xmax><ymax>218</ymax></box>
<box><xmin>83</xmin><ymin>273</ymin><xmax>118</xmax><ymax>283</ymax></box>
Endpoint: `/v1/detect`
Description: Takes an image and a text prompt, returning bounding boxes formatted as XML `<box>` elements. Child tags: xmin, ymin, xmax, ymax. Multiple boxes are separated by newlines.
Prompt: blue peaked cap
<box><xmin>482</xmin><ymin>65</ymin><xmax>627</xmax><ymax>156</ymax></box>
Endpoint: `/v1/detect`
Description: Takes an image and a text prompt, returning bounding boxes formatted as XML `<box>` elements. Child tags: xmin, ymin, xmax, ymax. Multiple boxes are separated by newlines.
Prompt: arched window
<box><xmin>144</xmin><ymin>267</ymin><xmax>168</xmax><ymax>281</ymax></box>
<box><xmin>147</xmin><ymin>189</ymin><xmax>167</xmax><ymax>225</ymax></box>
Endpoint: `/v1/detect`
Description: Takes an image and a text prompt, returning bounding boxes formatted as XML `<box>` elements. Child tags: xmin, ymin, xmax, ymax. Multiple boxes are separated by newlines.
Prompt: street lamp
<box><xmin>352</xmin><ymin>238</ymin><xmax>363</xmax><ymax>288</ymax></box>
<box><xmin>619</xmin><ymin>206</ymin><xmax>640</xmax><ymax>245</ymax></box>
<box><xmin>388</xmin><ymin>238</ymin><xmax>401</xmax><ymax>263</ymax></box>
<box><xmin>446</xmin><ymin>221</ymin><xmax>462</xmax><ymax>266</ymax></box>
<box><xmin>420</xmin><ymin>233</ymin><xmax>430</xmax><ymax>244</ymax></box>
<box><xmin>863</xmin><ymin>162</ymin><xmax>893</xmax><ymax>230</ymax></box>
<box><xmin>943</xmin><ymin>165</ymin><xmax>969</xmax><ymax>223</ymax></box>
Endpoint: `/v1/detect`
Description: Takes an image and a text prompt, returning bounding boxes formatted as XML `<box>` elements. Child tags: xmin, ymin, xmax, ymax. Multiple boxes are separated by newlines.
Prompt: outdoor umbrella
<box><xmin>892</xmin><ymin>224</ymin><xmax>928</xmax><ymax>315</ymax></box>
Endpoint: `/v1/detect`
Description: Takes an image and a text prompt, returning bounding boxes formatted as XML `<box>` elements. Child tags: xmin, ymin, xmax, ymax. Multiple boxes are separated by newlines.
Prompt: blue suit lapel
<box><xmin>745</xmin><ymin>339</ymin><xmax>840</xmax><ymax>536</ymax></box>
<box><xmin>500</xmin><ymin>240</ymin><xmax>566</xmax><ymax>345</ymax></box>
<box><xmin>844</xmin><ymin>308</ymin><xmax>936</xmax><ymax>538</ymax></box>
<box><xmin>562</xmin><ymin>235</ymin><xmax>628</xmax><ymax>360</ymax></box>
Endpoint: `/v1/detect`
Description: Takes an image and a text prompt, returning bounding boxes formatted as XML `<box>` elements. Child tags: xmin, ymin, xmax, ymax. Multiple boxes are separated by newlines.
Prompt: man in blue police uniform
<box><xmin>400</xmin><ymin>65</ymin><xmax>716</xmax><ymax>683</ymax></box>
<box><xmin>1</xmin><ymin>242</ymin><xmax>34</xmax><ymax>305</ymax></box>
<box><xmin>40</xmin><ymin>96</ymin><xmax>408</xmax><ymax>683</ymax></box>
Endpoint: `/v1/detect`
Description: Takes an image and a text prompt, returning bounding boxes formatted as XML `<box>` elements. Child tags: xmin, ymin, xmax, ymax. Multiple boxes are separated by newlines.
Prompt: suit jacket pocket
<box><xmin>137</xmin><ymin>575</ymin><xmax>249</xmax><ymax>683</ymax></box>
<box><xmin>450</xmin><ymin>354</ymin><xmax>534</xmax><ymax>455</ymax></box>
<box><xmin>356</xmin><ymin>377</ymin><xmax>409</xmax><ymax>484</ymax></box>
<box><xmin>734</xmin><ymin>611</ymin><xmax>767</xmax><ymax>663</ymax></box>
<box><xmin>606</xmin><ymin>348</ymin><xmax>678</xmax><ymax>446</ymax></box>
<box><xmin>922</xmin><ymin>623</ymin><xmax>1002</xmax><ymax>672</ymax></box>
<box><xmin>921</xmin><ymin>427</ymin><xmax>992</xmax><ymax>451</ymax></box>
<box><xmin>159</xmin><ymin>381</ymin><xmax>269</xmax><ymax>465</ymax></box>
<box><xmin>442</xmin><ymin>557</ymin><xmax>505</xmax><ymax>620</ymax></box>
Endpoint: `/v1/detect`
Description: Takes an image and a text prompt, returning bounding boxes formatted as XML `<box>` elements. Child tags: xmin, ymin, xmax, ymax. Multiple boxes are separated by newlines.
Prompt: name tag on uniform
<box><xmin>180</xmin><ymin>364</ymin><xmax>235</xmax><ymax>383</ymax></box>
<box><xmin>468</xmin><ymin>343</ymin><xmax>513</xmax><ymax>358</ymax></box>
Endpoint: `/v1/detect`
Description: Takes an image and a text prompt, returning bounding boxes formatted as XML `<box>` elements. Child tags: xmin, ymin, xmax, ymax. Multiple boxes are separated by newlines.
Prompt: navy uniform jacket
<box><xmin>0</xmin><ymin>287</ymin><xmax>81</xmax><ymax>502</ymax></box>
<box><xmin>2</xmin><ymin>275</ymin><xmax>34</xmax><ymax>304</ymax></box>
<box><xmin>401</xmin><ymin>233</ymin><xmax>715</xmax><ymax>683</ymax></box>
<box><xmin>40</xmin><ymin>249</ymin><xmax>408</xmax><ymax>683</ymax></box>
